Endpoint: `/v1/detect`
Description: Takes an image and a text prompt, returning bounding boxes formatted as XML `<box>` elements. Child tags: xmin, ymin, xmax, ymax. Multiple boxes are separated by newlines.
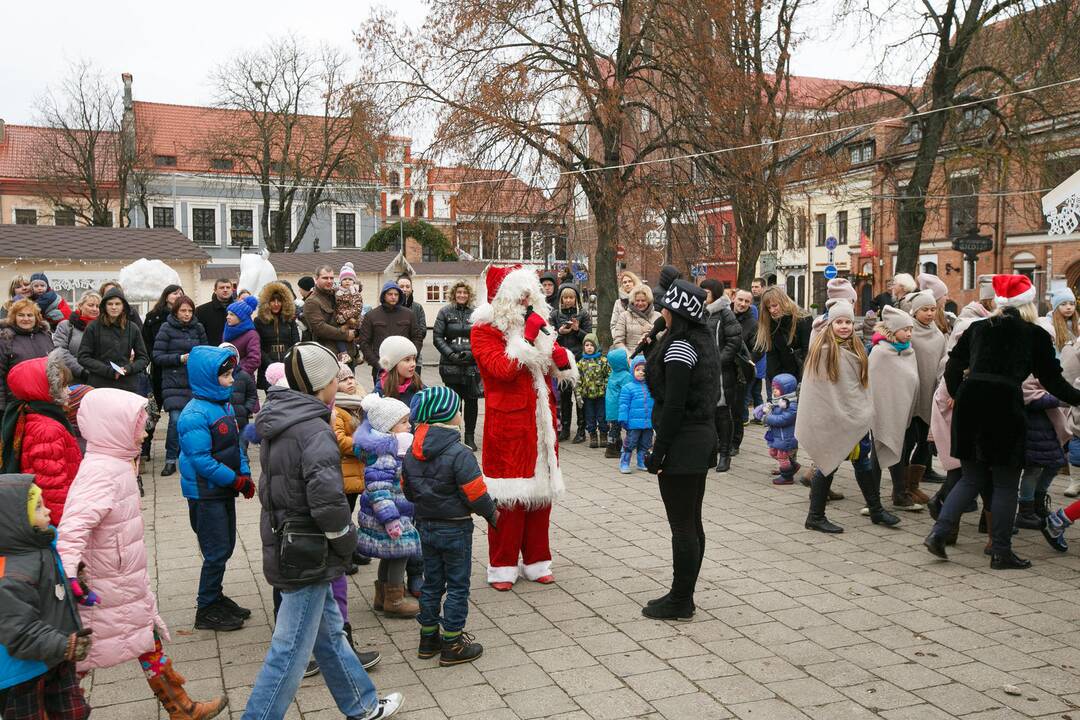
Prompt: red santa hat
<box><xmin>992</xmin><ymin>274</ymin><xmax>1036</xmax><ymax>308</ymax></box>
<box><xmin>485</xmin><ymin>265</ymin><xmax>522</xmax><ymax>302</ymax></box>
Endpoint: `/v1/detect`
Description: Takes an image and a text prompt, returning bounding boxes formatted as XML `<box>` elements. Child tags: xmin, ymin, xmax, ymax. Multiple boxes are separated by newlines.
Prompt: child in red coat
<box><xmin>0</xmin><ymin>350</ymin><xmax>82</xmax><ymax>525</ymax></box>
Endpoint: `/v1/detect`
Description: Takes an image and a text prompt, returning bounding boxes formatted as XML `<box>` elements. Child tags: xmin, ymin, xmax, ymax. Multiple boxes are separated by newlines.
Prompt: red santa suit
<box><xmin>471</xmin><ymin>266</ymin><xmax>577</xmax><ymax>586</ymax></box>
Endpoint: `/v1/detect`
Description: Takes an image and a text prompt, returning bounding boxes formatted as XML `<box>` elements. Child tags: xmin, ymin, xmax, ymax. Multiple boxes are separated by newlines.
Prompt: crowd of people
<box><xmin>4</xmin><ymin>257</ymin><xmax>1080</xmax><ymax>720</ymax></box>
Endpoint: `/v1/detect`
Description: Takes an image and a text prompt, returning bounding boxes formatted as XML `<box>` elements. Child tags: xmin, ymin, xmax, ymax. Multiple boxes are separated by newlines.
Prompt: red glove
<box><xmin>524</xmin><ymin>308</ymin><xmax>548</xmax><ymax>343</ymax></box>
<box><xmin>233</xmin><ymin>474</ymin><xmax>255</xmax><ymax>499</ymax></box>
<box><xmin>552</xmin><ymin>344</ymin><xmax>571</xmax><ymax>370</ymax></box>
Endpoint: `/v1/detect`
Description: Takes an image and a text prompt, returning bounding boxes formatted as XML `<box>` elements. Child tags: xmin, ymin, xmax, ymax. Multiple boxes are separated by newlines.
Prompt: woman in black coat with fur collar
<box><xmin>925</xmin><ymin>276</ymin><xmax>1080</xmax><ymax>570</ymax></box>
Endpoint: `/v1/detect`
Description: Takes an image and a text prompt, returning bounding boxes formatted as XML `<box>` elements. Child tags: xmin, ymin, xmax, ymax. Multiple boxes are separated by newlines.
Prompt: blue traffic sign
<box><xmin>573</xmin><ymin>270</ymin><xmax>588</xmax><ymax>283</ymax></box>
<box><xmin>690</xmin><ymin>264</ymin><xmax>706</xmax><ymax>278</ymax></box>
<box><xmin>825</xmin><ymin>236</ymin><xmax>838</xmax><ymax>251</ymax></box>
<box><xmin>823</xmin><ymin>264</ymin><xmax>838</xmax><ymax>280</ymax></box>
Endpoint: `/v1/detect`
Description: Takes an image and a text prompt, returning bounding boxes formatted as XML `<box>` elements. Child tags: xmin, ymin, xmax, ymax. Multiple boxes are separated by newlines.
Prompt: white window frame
<box><xmin>457</xmin><ymin>228</ymin><xmax>481</xmax><ymax>258</ymax></box>
<box><xmin>12</xmin><ymin>208</ymin><xmax>38</xmax><ymax>225</ymax></box>
<box><xmin>332</xmin><ymin>210</ymin><xmax>359</xmax><ymax>249</ymax></box>
<box><xmin>425</xmin><ymin>281</ymin><xmax>451</xmax><ymax>303</ymax></box>
<box><xmin>497</xmin><ymin>229</ymin><xmax>524</xmax><ymax>260</ymax></box>
<box><xmin>267</xmin><ymin>206</ymin><xmax>295</xmax><ymax>245</ymax></box>
<box><xmin>150</xmin><ymin>205</ymin><xmax>177</xmax><ymax>229</ymax></box>
<box><xmin>962</xmin><ymin>258</ymin><xmax>976</xmax><ymax>290</ymax></box>
<box><xmin>227</xmin><ymin>204</ymin><xmax>258</xmax><ymax>248</ymax></box>
<box><xmin>188</xmin><ymin>205</ymin><xmax>219</xmax><ymax>246</ymax></box>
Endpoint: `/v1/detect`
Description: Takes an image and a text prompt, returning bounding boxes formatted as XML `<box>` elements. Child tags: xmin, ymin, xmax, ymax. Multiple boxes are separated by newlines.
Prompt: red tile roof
<box><xmin>0</xmin><ymin>124</ymin><xmax>120</xmax><ymax>181</ymax></box>
<box><xmin>785</xmin><ymin>75</ymin><xmax>909</xmax><ymax>110</ymax></box>
<box><xmin>429</xmin><ymin>166</ymin><xmax>554</xmax><ymax>218</ymax></box>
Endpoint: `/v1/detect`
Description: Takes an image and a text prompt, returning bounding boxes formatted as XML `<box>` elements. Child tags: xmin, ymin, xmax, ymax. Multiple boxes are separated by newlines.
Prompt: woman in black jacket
<box><xmin>0</xmin><ymin>299</ymin><xmax>54</xmax><ymax>411</ymax></box>
<box><xmin>254</xmin><ymin>282</ymin><xmax>300</xmax><ymax>390</ymax></box>
<box><xmin>701</xmin><ymin>279</ymin><xmax>744</xmax><ymax>473</ymax></box>
<box><xmin>152</xmin><ymin>295</ymin><xmax>207</xmax><ymax>476</ymax></box>
<box><xmin>550</xmin><ymin>283</ymin><xmax>592</xmax><ymax>443</ymax></box>
<box><xmin>433</xmin><ymin>281</ymin><xmax>482</xmax><ymax>450</ymax></box>
<box><xmin>142</xmin><ymin>284</ymin><xmax>184</xmax><ymax>407</ymax></box>
<box><xmin>754</xmin><ymin>286</ymin><xmax>812</xmax><ymax>383</ymax></box>
<box><xmin>77</xmin><ymin>288</ymin><xmax>149</xmax><ymax>393</ymax></box>
<box><xmin>644</xmin><ymin>280</ymin><xmax>720</xmax><ymax>621</ymax></box>
<box><xmin>924</xmin><ymin>276</ymin><xmax>1080</xmax><ymax>570</ymax></box>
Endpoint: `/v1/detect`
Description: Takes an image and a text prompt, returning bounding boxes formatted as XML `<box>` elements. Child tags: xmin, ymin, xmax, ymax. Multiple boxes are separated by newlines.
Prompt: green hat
<box><xmin>410</xmin><ymin>386</ymin><xmax>462</xmax><ymax>425</ymax></box>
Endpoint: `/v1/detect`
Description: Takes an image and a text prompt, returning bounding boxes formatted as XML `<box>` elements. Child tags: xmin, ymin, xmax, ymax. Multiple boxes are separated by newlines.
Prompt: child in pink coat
<box><xmin>56</xmin><ymin>388</ymin><xmax>227</xmax><ymax>720</ymax></box>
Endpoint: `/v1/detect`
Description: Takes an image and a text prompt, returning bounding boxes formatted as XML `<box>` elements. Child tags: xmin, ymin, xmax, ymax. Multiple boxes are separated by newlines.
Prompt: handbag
<box><xmin>264</xmin><ymin>439</ymin><xmax>328</xmax><ymax>580</ymax></box>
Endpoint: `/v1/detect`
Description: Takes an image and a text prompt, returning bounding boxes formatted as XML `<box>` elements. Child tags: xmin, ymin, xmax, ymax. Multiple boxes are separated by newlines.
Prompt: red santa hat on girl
<box><xmin>992</xmin><ymin>274</ymin><xmax>1037</xmax><ymax>308</ymax></box>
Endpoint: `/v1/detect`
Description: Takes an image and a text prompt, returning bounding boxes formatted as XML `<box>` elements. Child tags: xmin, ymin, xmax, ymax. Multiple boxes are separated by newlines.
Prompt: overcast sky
<box><xmin>1</xmin><ymin>1</ymin><xmax>912</xmax><ymax>137</ymax></box>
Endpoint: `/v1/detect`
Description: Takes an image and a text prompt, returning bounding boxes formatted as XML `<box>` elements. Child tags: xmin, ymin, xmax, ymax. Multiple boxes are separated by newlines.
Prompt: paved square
<box><xmin>84</xmin><ymin>411</ymin><xmax>1080</xmax><ymax>719</ymax></box>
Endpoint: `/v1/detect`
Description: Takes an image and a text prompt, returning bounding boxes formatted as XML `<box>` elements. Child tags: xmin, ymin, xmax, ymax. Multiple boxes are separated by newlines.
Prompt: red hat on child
<box><xmin>992</xmin><ymin>274</ymin><xmax>1036</xmax><ymax>308</ymax></box>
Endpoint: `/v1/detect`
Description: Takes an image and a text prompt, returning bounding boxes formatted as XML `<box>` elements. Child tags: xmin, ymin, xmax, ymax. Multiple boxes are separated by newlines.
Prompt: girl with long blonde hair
<box><xmin>1037</xmin><ymin>288</ymin><xmax>1079</xmax><ymax>353</ymax></box>
<box><xmin>795</xmin><ymin>300</ymin><xmax>898</xmax><ymax>533</ymax></box>
<box><xmin>754</xmin><ymin>286</ymin><xmax>812</xmax><ymax>382</ymax></box>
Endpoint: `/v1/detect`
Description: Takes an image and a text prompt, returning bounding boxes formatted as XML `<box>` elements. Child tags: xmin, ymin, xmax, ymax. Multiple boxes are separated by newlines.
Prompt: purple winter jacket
<box><xmin>229</xmin><ymin>329</ymin><xmax>261</xmax><ymax>378</ymax></box>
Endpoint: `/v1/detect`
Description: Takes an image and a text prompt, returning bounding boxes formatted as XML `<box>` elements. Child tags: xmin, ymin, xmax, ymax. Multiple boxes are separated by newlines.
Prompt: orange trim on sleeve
<box><xmin>461</xmin><ymin>476</ymin><xmax>488</xmax><ymax>502</ymax></box>
<box><xmin>0</xmin><ymin>556</ymin><xmax>5</xmax><ymax>577</ymax></box>
<box><xmin>411</xmin><ymin>424</ymin><xmax>429</xmax><ymax>461</ymax></box>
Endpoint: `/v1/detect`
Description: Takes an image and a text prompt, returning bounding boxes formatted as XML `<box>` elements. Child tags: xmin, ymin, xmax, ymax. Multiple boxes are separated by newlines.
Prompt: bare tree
<box><xmin>362</xmin><ymin>1</ymin><xmax>696</xmax><ymax>344</ymax></box>
<box><xmin>32</xmin><ymin>61</ymin><xmax>131</xmax><ymax>226</ymax></box>
<box><xmin>832</xmin><ymin>0</ymin><xmax>1079</xmax><ymax>274</ymax></box>
<box><xmin>206</xmin><ymin>37</ymin><xmax>387</xmax><ymax>253</ymax></box>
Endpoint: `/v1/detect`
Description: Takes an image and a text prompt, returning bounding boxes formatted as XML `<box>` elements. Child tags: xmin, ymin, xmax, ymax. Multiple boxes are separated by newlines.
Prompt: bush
<box><xmin>364</xmin><ymin>220</ymin><xmax>456</xmax><ymax>261</ymax></box>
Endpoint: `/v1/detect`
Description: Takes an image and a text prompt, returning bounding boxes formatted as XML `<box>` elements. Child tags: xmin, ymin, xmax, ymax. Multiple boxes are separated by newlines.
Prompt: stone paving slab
<box><xmin>82</xmin><ymin>408</ymin><xmax>1080</xmax><ymax>719</ymax></box>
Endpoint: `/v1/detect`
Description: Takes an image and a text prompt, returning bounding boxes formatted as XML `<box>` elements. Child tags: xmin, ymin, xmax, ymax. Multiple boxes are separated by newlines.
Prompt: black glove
<box><xmin>645</xmin><ymin>448</ymin><xmax>665</xmax><ymax>475</ymax></box>
<box><xmin>328</xmin><ymin>527</ymin><xmax>358</xmax><ymax>560</ymax></box>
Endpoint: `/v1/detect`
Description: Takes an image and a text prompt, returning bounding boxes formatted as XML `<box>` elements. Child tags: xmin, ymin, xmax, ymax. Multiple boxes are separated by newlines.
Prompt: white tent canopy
<box><xmin>1043</xmin><ymin>168</ymin><xmax>1080</xmax><ymax>235</ymax></box>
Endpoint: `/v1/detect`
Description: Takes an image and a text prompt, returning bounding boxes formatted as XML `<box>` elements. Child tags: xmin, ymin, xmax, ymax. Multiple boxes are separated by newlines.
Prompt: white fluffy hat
<box><xmin>361</xmin><ymin>393</ymin><xmax>411</xmax><ymax>434</ymax></box>
<box><xmin>379</xmin><ymin>336</ymin><xmax>418</xmax><ymax>371</ymax></box>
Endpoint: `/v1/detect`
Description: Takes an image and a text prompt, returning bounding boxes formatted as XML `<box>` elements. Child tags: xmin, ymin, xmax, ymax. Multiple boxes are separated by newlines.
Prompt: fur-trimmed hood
<box><xmin>256</xmin><ymin>282</ymin><xmax>296</xmax><ymax>324</ymax></box>
<box><xmin>7</xmin><ymin>349</ymin><xmax>69</xmax><ymax>404</ymax></box>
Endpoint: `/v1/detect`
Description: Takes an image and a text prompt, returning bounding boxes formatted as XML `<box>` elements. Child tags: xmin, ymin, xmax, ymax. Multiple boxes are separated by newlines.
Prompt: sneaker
<box><xmin>350</xmin><ymin>692</ymin><xmax>404</xmax><ymax>720</ymax></box>
<box><xmin>303</xmin><ymin>659</ymin><xmax>320</xmax><ymax>678</ymax></box>
<box><xmin>1047</xmin><ymin>508</ymin><xmax>1072</xmax><ymax>538</ymax></box>
<box><xmin>194</xmin><ymin>603</ymin><xmax>244</xmax><ymax>631</ymax></box>
<box><xmin>439</xmin><ymin>632</ymin><xmax>483</xmax><ymax>666</ymax></box>
<box><xmin>218</xmin><ymin>595</ymin><xmax>251</xmax><ymax>620</ymax></box>
<box><xmin>1066</xmin><ymin>479</ymin><xmax>1080</xmax><ymax>498</ymax></box>
<box><xmin>357</xmin><ymin>649</ymin><xmax>381</xmax><ymax>670</ymax></box>
<box><xmin>772</xmin><ymin>475</ymin><xmax>794</xmax><ymax>485</ymax></box>
<box><xmin>418</xmin><ymin>630</ymin><xmax>442</xmax><ymax>659</ymax></box>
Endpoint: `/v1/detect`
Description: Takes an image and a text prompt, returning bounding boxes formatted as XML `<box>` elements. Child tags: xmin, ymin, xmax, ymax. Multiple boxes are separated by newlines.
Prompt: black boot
<box><xmin>990</xmin><ymin>550</ymin><xmax>1032</xmax><ymax>570</ymax></box>
<box><xmin>1014</xmin><ymin>500</ymin><xmax>1042</xmax><ymax>530</ymax></box>
<box><xmin>463</xmin><ymin>433</ymin><xmax>477</xmax><ymax>451</ymax></box>
<box><xmin>1034</xmin><ymin>490</ymin><xmax>1051</xmax><ymax>520</ymax></box>
<box><xmin>440</xmin><ymin>632</ymin><xmax>483</xmax><ymax>666</ymax></box>
<box><xmin>923</xmin><ymin>465</ymin><xmax>946</xmax><ymax>484</ymax></box>
<box><xmin>588</xmin><ymin>432</ymin><xmax>599</xmax><ymax>448</ymax></box>
<box><xmin>418</xmin><ymin>629</ymin><xmax>442</xmax><ymax>659</ymax></box>
<box><xmin>923</xmin><ymin>532</ymin><xmax>948</xmax><ymax>559</ymax></box>
<box><xmin>854</xmin><ymin>467</ymin><xmax>900</xmax><ymax>527</ymax></box>
<box><xmin>715</xmin><ymin>453</ymin><xmax>731</xmax><ymax>473</ymax></box>
<box><xmin>641</xmin><ymin>596</ymin><xmax>694</xmax><ymax>621</ymax></box>
<box><xmin>805</xmin><ymin>470</ymin><xmax>843</xmax><ymax>533</ymax></box>
<box><xmin>605</xmin><ymin>437</ymin><xmax>621</xmax><ymax>459</ymax></box>
<box><xmin>558</xmin><ymin>428</ymin><xmax>570</xmax><ymax>442</ymax></box>
<box><xmin>572</xmin><ymin>429</ymin><xmax>586</xmax><ymax>444</ymax></box>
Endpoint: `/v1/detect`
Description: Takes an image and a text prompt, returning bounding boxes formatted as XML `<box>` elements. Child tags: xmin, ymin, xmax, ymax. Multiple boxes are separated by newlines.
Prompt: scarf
<box><xmin>33</xmin><ymin>291</ymin><xmax>61</xmax><ymax>321</ymax></box>
<box><xmin>0</xmin><ymin>399</ymin><xmax>75</xmax><ymax>473</ymax></box>
<box><xmin>581</xmin><ymin>350</ymin><xmax>601</xmax><ymax>360</ymax></box>
<box><xmin>335</xmin><ymin>392</ymin><xmax>363</xmax><ymax>413</ymax></box>
<box><xmin>222</xmin><ymin>317</ymin><xmax>255</xmax><ymax>342</ymax></box>
<box><xmin>71</xmin><ymin>312</ymin><xmax>92</xmax><ymax>331</ymax></box>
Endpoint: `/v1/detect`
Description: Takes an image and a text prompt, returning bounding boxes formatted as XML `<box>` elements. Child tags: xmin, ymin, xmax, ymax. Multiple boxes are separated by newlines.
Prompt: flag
<box><xmin>859</xmin><ymin>230</ymin><xmax>877</xmax><ymax>257</ymax></box>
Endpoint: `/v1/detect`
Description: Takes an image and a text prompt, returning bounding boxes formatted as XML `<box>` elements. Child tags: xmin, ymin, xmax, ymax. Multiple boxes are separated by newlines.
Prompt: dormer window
<box><xmin>153</xmin><ymin>154</ymin><xmax>177</xmax><ymax>167</ymax></box>
<box><xmin>847</xmin><ymin>141</ymin><xmax>875</xmax><ymax>165</ymax></box>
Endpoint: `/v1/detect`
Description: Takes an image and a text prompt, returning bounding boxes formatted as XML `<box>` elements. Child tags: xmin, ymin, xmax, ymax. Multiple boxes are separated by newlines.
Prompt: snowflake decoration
<box><xmin>1047</xmin><ymin>193</ymin><xmax>1080</xmax><ymax>236</ymax></box>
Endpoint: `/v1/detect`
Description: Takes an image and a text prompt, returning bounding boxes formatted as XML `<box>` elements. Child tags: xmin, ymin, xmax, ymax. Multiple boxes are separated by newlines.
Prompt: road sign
<box><xmin>951</xmin><ymin>227</ymin><xmax>993</xmax><ymax>260</ymax></box>
<box><xmin>823</xmin><ymin>264</ymin><xmax>838</xmax><ymax>280</ymax></box>
<box><xmin>690</xmin><ymin>264</ymin><xmax>707</xmax><ymax>278</ymax></box>
<box><xmin>825</xmin><ymin>236</ymin><xmax>838</xmax><ymax>251</ymax></box>
<box><xmin>573</xmin><ymin>270</ymin><xmax>588</xmax><ymax>283</ymax></box>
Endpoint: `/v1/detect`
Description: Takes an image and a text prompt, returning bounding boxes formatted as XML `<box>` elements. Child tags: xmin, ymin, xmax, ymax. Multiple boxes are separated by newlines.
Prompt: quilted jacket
<box><xmin>0</xmin><ymin>321</ymin><xmax>54</xmax><ymax>411</ymax></box>
<box><xmin>618</xmin><ymin>357</ymin><xmax>655</xmax><ymax>430</ymax></box>
<box><xmin>152</xmin><ymin>313</ymin><xmax>208</xmax><ymax>412</ymax></box>
<box><xmin>353</xmin><ymin>419</ymin><xmax>420</xmax><ymax>560</ymax></box>
<box><xmin>604</xmin><ymin>348</ymin><xmax>632</xmax><ymax>422</ymax></box>
<box><xmin>57</xmin><ymin>388</ymin><xmax>169</xmax><ymax>670</ymax></box>
<box><xmin>577</xmin><ymin>348</ymin><xmax>611</xmax><ymax>400</ymax></box>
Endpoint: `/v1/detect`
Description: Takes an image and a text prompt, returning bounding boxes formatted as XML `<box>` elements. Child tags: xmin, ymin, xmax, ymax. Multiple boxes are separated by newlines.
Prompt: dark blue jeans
<box><xmin>416</xmin><ymin>520</ymin><xmax>473</xmax><ymax>633</ymax></box>
<box><xmin>625</xmin><ymin>428</ymin><xmax>653</xmax><ymax>453</ymax></box>
<box><xmin>165</xmin><ymin>409</ymin><xmax>182</xmax><ymax>461</ymax></box>
<box><xmin>582</xmin><ymin>397</ymin><xmax>608</xmax><ymax>434</ymax></box>
<box><xmin>188</xmin><ymin>498</ymin><xmax>237</xmax><ymax>608</ymax></box>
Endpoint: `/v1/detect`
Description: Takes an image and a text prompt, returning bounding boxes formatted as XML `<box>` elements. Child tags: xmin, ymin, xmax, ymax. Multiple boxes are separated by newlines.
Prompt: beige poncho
<box><xmin>869</xmin><ymin>339</ymin><xmax>919</xmax><ymax>468</ymax></box>
<box><xmin>795</xmin><ymin>345</ymin><xmax>872</xmax><ymax>474</ymax></box>
<box><xmin>911</xmin><ymin>320</ymin><xmax>945</xmax><ymax>423</ymax></box>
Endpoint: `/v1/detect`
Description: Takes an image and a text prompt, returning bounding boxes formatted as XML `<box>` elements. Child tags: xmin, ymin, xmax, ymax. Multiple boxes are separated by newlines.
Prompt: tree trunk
<box><xmin>592</xmin><ymin>201</ymin><xmax>620</xmax><ymax>348</ymax></box>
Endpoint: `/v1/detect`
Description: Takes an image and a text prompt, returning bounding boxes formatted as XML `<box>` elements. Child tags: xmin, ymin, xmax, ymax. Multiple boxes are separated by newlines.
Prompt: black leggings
<box><xmin>658</xmin><ymin>473</ymin><xmax>707</xmax><ymax>602</ymax></box>
<box><xmin>902</xmin><ymin>417</ymin><xmax>932</xmax><ymax>467</ymax></box>
<box><xmin>463</xmin><ymin>397</ymin><xmax>478</xmax><ymax>435</ymax></box>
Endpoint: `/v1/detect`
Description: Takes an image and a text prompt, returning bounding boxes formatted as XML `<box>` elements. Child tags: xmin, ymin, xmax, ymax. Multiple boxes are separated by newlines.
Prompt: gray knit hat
<box><xmin>882</xmin><ymin>305</ymin><xmax>915</xmax><ymax>333</ymax></box>
<box><xmin>825</xmin><ymin>299</ymin><xmax>855</xmax><ymax>323</ymax></box>
<box><xmin>905</xmin><ymin>290</ymin><xmax>937</xmax><ymax>313</ymax></box>
<box><xmin>379</xmin><ymin>335</ymin><xmax>418</xmax><ymax>371</ymax></box>
<box><xmin>284</xmin><ymin>342</ymin><xmax>341</xmax><ymax>394</ymax></box>
<box><xmin>361</xmin><ymin>393</ymin><xmax>411</xmax><ymax>433</ymax></box>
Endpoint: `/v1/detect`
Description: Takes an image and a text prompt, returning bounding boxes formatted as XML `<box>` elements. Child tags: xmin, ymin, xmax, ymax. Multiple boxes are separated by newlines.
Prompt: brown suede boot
<box><xmin>907</xmin><ymin>464</ymin><xmax>930</xmax><ymax>504</ymax></box>
<box><xmin>148</xmin><ymin>661</ymin><xmax>227</xmax><ymax>720</ymax></box>
<box><xmin>383</xmin><ymin>584</ymin><xmax>420</xmax><ymax>618</ymax></box>
<box><xmin>373</xmin><ymin>580</ymin><xmax>385</xmax><ymax>612</ymax></box>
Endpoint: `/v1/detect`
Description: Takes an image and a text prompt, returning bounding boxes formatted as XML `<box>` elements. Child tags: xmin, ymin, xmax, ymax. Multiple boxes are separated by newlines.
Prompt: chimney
<box><xmin>0</xmin><ymin>119</ymin><xmax>5</xmax><ymax>144</ymax></box>
<box><xmin>122</xmin><ymin>73</ymin><xmax>133</xmax><ymax>111</ymax></box>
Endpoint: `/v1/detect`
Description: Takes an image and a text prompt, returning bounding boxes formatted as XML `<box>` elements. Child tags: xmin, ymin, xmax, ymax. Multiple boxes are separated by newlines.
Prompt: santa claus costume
<box><xmin>471</xmin><ymin>266</ymin><xmax>577</xmax><ymax>589</ymax></box>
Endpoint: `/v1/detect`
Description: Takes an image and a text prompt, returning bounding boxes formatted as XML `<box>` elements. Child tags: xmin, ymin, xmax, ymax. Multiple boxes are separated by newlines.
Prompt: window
<box><xmin>497</xmin><ymin>230</ymin><xmax>523</xmax><ymax>260</ymax></box>
<box><xmin>1045</xmin><ymin>153</ymin><xmax>1080</xmax><ymax>189</ymax></box>
<box><xmin>815</xmin><ymin>213</ymin><xmax>827</xmax><ymax>246</ymax></box>
<box><xmin>103</xmin><ymin>211</ymin><xmax>114</xmax><ymax>227</ymax></box>
<box><xmin>388</xmin><ymin>171</ymin><xmax>400</xmax><ymax>187</ymax></box>
<box><xmin>230</xmin><ymin>209</ymin><xmax>254</xmax><ymax>247</ymax></box>
<box><xmin>704</xmin><ymin>225</ymin><xmax>716</xmax><ymax>257</ymax></box>
<box><xmin>14</xmin><ymin>209</ymin><xmax>37</xmax><ymax>225</ymax></box>
<box><xmin>270</xmin><ymin>161</ymin><xmax>287</xmax><ymax>174</ymax></box>
<box><xmin>901</xmin><ymin>121</ymin><xmax>923</xmax><ymax>145</ymax></box>
<box><xmin>458</xmin><ymin>229</ymin><xmax>481</xmax><ymax>258</ymax></box>
<box><xmin>191</xmin><ymin>208</ymin><xmax>216</xmax><ymax>245</ymax></box>
<box><xmin>962</xmin><ymin>258</ymin><xmax>976</xmax><ymax>290</ymax></box>
<box><xmin>425</xmin><ymin>283</ymin><xmax>450</xmax><ymax>303</ymax></box>
<box><xmin>785</xmin><ymin>213</ymin><xmax>795</xmax><ymax>249</ymax></box>
<box><xmin>957</xmin><ymin>105</ymin><xmax>991</xmax><ymax>132</ymax></box>
<box><xmin>948</xmin><ymin>174</ymin><xmax>979</xmax><ymax>236</ymax></box>
<box><xmin>837</xmin><ymin>210</ymin><xmax>848</xmax><ymax>244</ymax></box>
<box><xmin>721</xmin><ymin>222</ymin><xmax>732</xmax><ymax>254</ymax></box>
<box><xmin>797</xmin><ymin>213</ymin><xmax>807</xmax><ymax>248</ymax></box>
<box><xmin>1012</xmin><ymin>251</ymin><xmax>1037</xmax><ymax>280</ymax></box>
<box><xmin>859</xmin><ymin>207</ymin><xmax>872</xmax><ymax>237</ymax></box>
<box><xmin>848</xmin><ymin>141</ymin><xmax>875</xmax><ymax>164</ymax></box>
<box><xmin>211</xmin><ymin>158</ymin><xmax>234</xmax><ymax>171</ymax></box>
<box><xmin>639</xmin><ymin>108</ymin><xmax>650</xmax><ymax>132</ymax></box>
<box><xmin>152</xmin><ymin>206</ymin><xmax>174</xmax><ymax>229</ymax></box>
<box><xmin>768</xmin><ymin>225</ymin><xmax>778</xmax><ymax>251</ymax></box>
<box><xmin>389</xmin><ymin>199</ymin><xmax>400</xmax><ymax>216</ymax></box>
<box><xmin>335</xmin><ymin>212</ymin><xmax>357</xmax><ymax>248</ymax></box>
<box><xmin>54</xmin><ymin>209</ymin><xmax>75</xmax><ymax>226</ymax></box>
<box><xmin>269</xmin><ymin>210</ymin><xmax>292</xmax><ymax>242</ymax></box>
<box><xmin>413</xmin><ymin>200</ymin><xmax>425</xmax><ymax>218</ymax></box>
<box><xmin>153</xmin><ymin>154</ymin><xmax>177</xmax><ymax>167</ymax></box>
<box><xmin>922</xmin><ymin>261</ymin><xmax>938</xmax><ymax>275</ymax></box>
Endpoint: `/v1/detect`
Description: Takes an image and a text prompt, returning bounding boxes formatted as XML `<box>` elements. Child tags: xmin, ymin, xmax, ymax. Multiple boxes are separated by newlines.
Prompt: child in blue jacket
<box><xmin>604</xmin><ymin>348</ymin><xmax>632</xmax><ymax>458</ymax></box>
<box><xmin>754</xmin><ymin>373</ymin><xmax>799</xmax><ymax>484</ymax></box>
<box><xmin>178</xmin><ymin>345</ymin><xmax>253</xmax><ymax>632</ymax></box>
<box><xmin>617</xmin><ymin>356</ymin><xmax>655</xmax><ymax>474</ymax></box>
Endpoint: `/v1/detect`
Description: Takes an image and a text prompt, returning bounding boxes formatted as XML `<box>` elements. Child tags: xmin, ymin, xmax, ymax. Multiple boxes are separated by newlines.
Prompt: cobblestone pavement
<box><xmin>85</xmin><ymin>411</ymin><xmax>1080</xmax><ymax>719</ymax></box>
